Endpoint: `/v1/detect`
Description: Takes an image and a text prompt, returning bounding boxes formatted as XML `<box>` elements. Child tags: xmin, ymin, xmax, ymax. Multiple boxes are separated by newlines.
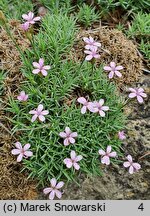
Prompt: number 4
<box><xmin>138</xmin><ymin>203</ymin><xmax>144</xmax><ymax>211</ymax></box>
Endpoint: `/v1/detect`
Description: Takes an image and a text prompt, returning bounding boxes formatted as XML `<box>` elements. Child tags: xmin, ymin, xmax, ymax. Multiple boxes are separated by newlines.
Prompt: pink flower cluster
<box><xmin>77</xmin><ymin>97</ymin><xmax>109</xmax><ymax>117</ymax></box>
<box><xmin>83</xmin><ymin>36</ymin><xmax>101</xmax><ymax>61</ymax></box>
<box><xmin>21</xmin><ymin>11</ymin><xmax>41</xmax><ymax>31</ymax></box>
<box><xmin>98</xmin><ymin>146</ymin><xmax>141</xmax><ymax>174</ymax></box>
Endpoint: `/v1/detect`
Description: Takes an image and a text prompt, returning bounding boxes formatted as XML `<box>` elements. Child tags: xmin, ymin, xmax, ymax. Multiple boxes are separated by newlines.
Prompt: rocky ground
<box><xmin>62</xmin><ymin>74</ymin><xmax>150</xmax><ymax>200</ymax></box>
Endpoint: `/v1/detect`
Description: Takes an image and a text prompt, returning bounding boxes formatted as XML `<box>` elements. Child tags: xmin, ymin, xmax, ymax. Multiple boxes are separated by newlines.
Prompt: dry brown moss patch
<box><xmin>71</xmin><ymin>27</ymin><xmax>143</xmax><ymax>88</ymax></box>
<box><xmin>0</xmin><ymin>20</ymin><xmax>38</xmax><ymax>200</ymax></box>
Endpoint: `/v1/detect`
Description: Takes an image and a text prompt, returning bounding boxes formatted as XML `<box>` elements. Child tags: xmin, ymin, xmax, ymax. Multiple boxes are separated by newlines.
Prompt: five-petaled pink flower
<box><xmin>83</xmin><ymin>36</ymin><xmax>101</xmax><ymax>50</ymax></box>
<box><xmin>77</xmin><ymin>97</ymin><xmax>94</xmax><ymax>114</ymax></box>
<box><xmin>98</xmin><ymin>146</ymin><xmax>117</xmax><ymax>165</ymax></box>
<box><xmin>32</xmin><ymin>58</ymin><xmax>51</xmax><ymax>76</ymax></box>
<box><xmin>128</xmin><ymin>87</ymin><xmax>147</xmax><ymax>104</ymax></box>
<box><xmin>17</xmin><ymin>91</ymin><xmax>28</xmax><ymax>102</ymax></box>
<box><xmin>29</xmin><ymin>104</ymin><xmax>49</xmax><ymax>122</ymax></box>
<box><xmin>59</xmin><ymin>127</ymin><xmax>78</xmax><ymax>146</ymax></box>
<box><xmin>118</xmin><ymin>131</ymin><xmax>126</xmax><ymax>140</ymax></box>
<box><xmin>91</xmin><ymin>99</ymin><xmax>109</xmax><ymax>117</ymax></box>
<box><xmin>104</xmin><ymin>62</ymin><xmax>123</xmax><ymax>79</ymax></box>
<box><xmin>21</xmin><ymin>11</ymin><xmax>41</xmax><ymax>30</ymax></box>
<box><xmin>84</xmin><ymin>46</ymin><xmax>100</xmax><ymax>61</ymax></box>
<box><xmin>123</xmin><ymin>155</ymin><xmax>141</xmax><ymax>174</ymax></box>
<box><xmin>64</xmin><ymin>150</ymin><xmax>83</xmax><ymax>170</ymax></box>
<box><xmin>11</xmin><ymin>142</ymin><xmax>33</xmax><ymax>162</ymax></box>
<box><xmin>43</xmin><ymin>178</ymin><xmax>64</xmax><ymax>200</ymax></box>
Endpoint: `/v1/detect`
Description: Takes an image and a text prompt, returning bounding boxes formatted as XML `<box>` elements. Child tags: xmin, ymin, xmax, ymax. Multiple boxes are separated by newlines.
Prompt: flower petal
<box><xmin>56</xmin><ymin>181</ymin><xmax>64</xmax><ymax>189</ymax></box>
<box><xmin>129</xmin><ymin>165</ymin><xmax>134</xmax><ymax>174</ymax></box>
<box><xmin>32</xmin><ymin>69</ymin><xmax>40</xmax><ymax>74</ymax></box>
<box><xmin>101</xmin><ymin>156</ymin><xmax>110</xmax><ymax>165</ymax></box>
<box><xmin>99</xmin><ymin>99</ymin><xmax>104</xmax><ymax>106</ymax></box>
<box><xmin>38</xmin><ymin>104</ymin><xmax>44</xmax><ymax>112</ymax></box>
<box><xmin>11</xmin><ymin>149</ymin><xmax>21</xmax><ymax>155</ymax></box>
<box><xmin>15</xmin><ymin>142</ymin><xmax>22</xmax><ymax>149</ymax></box>
<box><xmin>64</xmin><ymin>158</ymin><xmax>72</xmax><ymax>168</ymax></box>
<box><xmin>50</xmin><ymin>178</ymin><xmax>57</xmax><ymax>187</ymax></box>
<box><xmin>110</xmin><ymin>62</ymin><xmax>116</xmax><ymax>68</ymax></box>
<box><xmin>41</xmin><ymin>69</ymin><xmax>48</xmax><ymax>76</ymax></box>
<box><xmin>71</xmin><ymin>150</ymin><xmax>76</xmax><ymax>160</ymax></box>
<box><xmin>106</xmin><ymin>146</ymin><xmax>112</xmax><ymax>154</ymax></box>
<box><xmin>55</xmin><ymin>189</ymin><xmax>62</xmax><ymax>199</ymax></box>
<box><xmin>99</xmin><ymin>110</ymin><xmax>105</xmax><ymax>117</ymax></box>
<box><xmin>38</xmin><ymin>58</ymin><xmax>44</xmax><ymax>67</ymax></box>
<box><xmin>59</xmin><ymin>132</ymin><xmax>67</xmax><ymax>138</ymax></box>
<box><xmin>108</xmin><ymin>71</ymin><xmax>114</xmax><ymax>79</ymax></box>
<box><xmin>31</xmin><ymin>114</ymin><xmax>38</xmax><ymax>122</ymax></box>
<box><xmin>32</xmin><ymin>62</ymin><xmax>40</xmax><ymax>68</ymax></box>
<box><xmin>65</xmin><ymin>127</ymin><xmax>71</xmax><ymax>134</ymax></box>
<box><xmin>129</xmin><ymin>88</ymin><xmax>136</xmax><ymax>93</ymax></box>
<box><xmin>23</xmin><ymin>143</ymin><xmax>30</xmax><ymax>151</ymax></box>
<box><xmin>81</xmin><ymin>106</ymin><xmax>87</xmax><ymax>114</ymax></box>
<box><xmin>73</xmin><ymin>162</ymin><xmax>80</xmax><ymax>170</ymax></box>
<box><xmin>128</xmin><ymin>93</ymin><xmax>136</xmax><ymax>98</ymax></box>
<box><xmin>76</xmin><ymin>155</ymin><xmax>83</xmax><ymax>162</ymax></box>
<box><xmin>17</xmin><ymin>153</ymin><xmax>23</xmax><ymax>162</ymax></box>
<box><xmin>133</xmin><ymin>163</ymin><xmax>141</xmax><ymax>170</ymax></box>
<box><xmin>43</xmin><ymin>187</ymin><xmax>52</xmax><ymax>194</ymax></box>
<box><xmin>68</xmin><ymin>137</ymin><xmax>75</xmax><ymax>144</ymax></box>
<box><xmin>49</xmin><ymin>190</ymin><xmax>55</xmax><ymax>200</ymax></box>
<box><xmin>24</xmin><ymin>150</ymin><xmax>33</xmax><ymax>157</ymax></box>
<box><xmin>43</xmin><ymin>65</ymin><xmax>51</xmax><ymax>70</ymax></box>
<box><xmin>115</xmin><ymin>66</ymin><xmax>123</xmax><ymax>70</ymax></box>
<box><xmin>70</xmin><ymin>132</ymin><xmax>78</xmax><ymax>138</ymax></box>
<box><xmin>109</xmin><ymin>151</ymin><xmax>117</xmax><ymax>158</ymax></box>
<box><xmin>38</xmin><ymin>115</ymin><xmax>45</xmax><ymax>122</ymax></box>
<box><xmin>123</xmin><ymin>162</ymin><xmax>130</xmax><ymax>168</ymax></box>
<box><xmin>64</xmin><ymin>138</ymin><xmax>69</xmax><ymax>146</ymax></box>
<box><xmin>77</xmin><ymin>97</ymin><xmax>87</xmax><ymax>104</ymax></box>
<box><xmin>98</xmin><ymin>149</ymin><xmax>105</xmax><ymax>156</ymax></box>
<box><xmin>101</xmin><ymin>106</ymin><xmax>109</xmax><ymax>111</ymax></box>
<box><xmin>127</xmin><ymin>155</ymin><xmax>132</xmax><ymax>162</ymax></box>
<box><xmin>137</xmin><ymin>95</ymin><xmax>144</xmax><ymax>103</ymax></box>
<box><xmin>33</xmin><ymin>16</ymin><xmax>41</xmax><ymax>21</ymax></box>
<box><xmin>115</xmin><ymin>70</ymin><xmax>122</xmax><ymax>77</ymax></box>
<box><xmin>104</xmin><ymin>66</ymin><xmax>111</xmax><ymax>71</ymax></box>
<box><xmin>41</xmin><ymin>110</ymin><xmax>49</xmax><ymax>115</ymax></box>
<box><xmin>85</xmin><ymin>55</ymin><xmax>93</xmax><ymax>61</ymax></box>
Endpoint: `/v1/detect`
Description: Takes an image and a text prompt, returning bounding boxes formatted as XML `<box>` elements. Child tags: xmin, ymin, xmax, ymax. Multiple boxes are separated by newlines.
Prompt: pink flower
<box><xmin>104</xmin><ymin>62</ymin><xmax>123</xmax><ymax>79</ymax></box>
<box><xmin>98</xmin><ymin>146</ymin><xmax>117</xmax><ymax>165</ymax></box>
<box><xmin>17</xmin><ymin>91</ymin><xmax>28</xmax><ymax>102</ymax></box>
<box><xmin>91</xmin><ymin>99</ymin><xmax>109</xmax><ymax>117</ymax></box>
<box><xmin>84</xmin><ymin>46</ymin><xmax>100</xmax><ymax>61</ymax></box>
<box><xmin>21</xmin><ymin>22</ymin><xmax>30</xmax><ymax>31</ymax></box>
<box><xmin>43</xmin><ymin>178</ymin><xmax>64</xmax><ymax>200</ymax></box>
<box><xmin>59</xmin><ymin>127</ymin><xmax>78</xmax><ymax>146</ymax></box>
<box><xmin>118</xmin><ymin>131</ymin><xmax>126</xmax><ymax>140</ymax></box>
<box><xmin>29</xmin><ymin>104</ymin><xmax>49</xmax><ymax>122</ymax></box>
<box><xmin>128</xmin><ymin>87</ymin><xmax>147</xmax><ymax>104</ymax></box>
<box><xmin>22</xmin><ymin>11</ymin><xmax>40</xmax><ymax>24</ymax></box>
<box><xmin>123</xmin><ymin>155</ymin><xmax>141</xmax><ymax>174</ymax></box>
<box><xmin>32</xmin><ymin>58</ymin><xmax>51</xmax><ymax>76</ymax></box>
<box><xmin>11</xmin><ymin>142</ymin><xmax>33</xmax><ymax>162</ymax></box>
<box><xmin>77</xmin><ymin>97</ymin><xmax>94</xmax><ymax>114</ymax></box>
<box><xmin>83</xmin><ymin>36</ymin><xmax>101</xmax><ymax>50</ymax></box>
<box><xmin>64</xmin><ymin>150</ymin><xmax>83</xmax><ymax>170</ymax></box>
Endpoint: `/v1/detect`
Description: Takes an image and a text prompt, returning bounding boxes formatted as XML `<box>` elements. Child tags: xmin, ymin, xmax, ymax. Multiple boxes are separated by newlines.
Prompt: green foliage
<box><xmin>127</xmin><ymin>13</ymin><xmax>150</xmax><ymax>59</ymax></box>
<box><xmin>39</xmin><ymin>0</ymin><xmax>73</xmax><ymax>14</ymax></box>
<box><xmin>0</xmin><ymin>0</ymin><xmax>33</xmax><ymax>19</ymax></box>
<box><xmin>8</xmin><ymin>13</ymin><xmax>125</xmax><ymax>186</ymax></box>
<box><xmin>96</xmin><ymin>0</ymin><xmax>150</xmax><ymax>14</ymax></box>
<box><xmin>77</xmin><ymin>4</ymin><xmax>100</xmax><ymax>27</ymax></box>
